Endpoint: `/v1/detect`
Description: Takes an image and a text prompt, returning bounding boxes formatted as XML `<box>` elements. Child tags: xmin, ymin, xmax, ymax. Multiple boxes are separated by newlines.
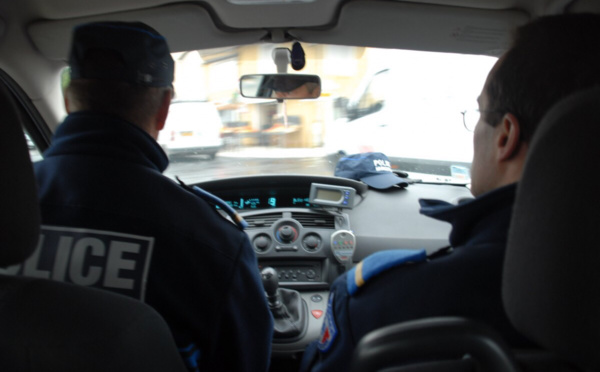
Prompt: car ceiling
<box><xmin>6</xmin><ymin>0</ymin><xmax>600</xmax><ymax>57</ymax></box>
<box><xmin>0</xmin><ymin>0</ymin><xmax>599</xmax><ymax>125</ymax></box>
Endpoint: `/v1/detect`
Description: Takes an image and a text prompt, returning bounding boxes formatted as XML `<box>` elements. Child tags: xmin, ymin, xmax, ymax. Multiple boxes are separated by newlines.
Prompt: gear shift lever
<box><xmin>261</xmin><ymin>267</ymin><xmax>282</xmax><ymax>308</ymax></box>
<box><xmin>261</xmin><ymin>267</ymin><xmax>308</xmax><ymax>340</ymax></box>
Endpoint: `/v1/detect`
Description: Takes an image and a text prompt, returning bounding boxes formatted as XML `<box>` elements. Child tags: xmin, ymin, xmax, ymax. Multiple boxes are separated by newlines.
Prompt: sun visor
<box><xmin>290</xmin><ymin>0</ymin><xmax>530</xmax><ymax>56</ymax></box>
<box><xmin>28</xmin><ymin>3</ymin><xmax>268</xmax><ymax>61</ymax></box>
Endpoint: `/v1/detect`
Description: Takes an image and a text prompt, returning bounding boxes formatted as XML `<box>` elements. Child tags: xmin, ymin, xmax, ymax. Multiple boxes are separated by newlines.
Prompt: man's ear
<box><xmin>155</xmin><ymin>88</ymin><xmax>173</xmax><ymax>132</ymax></box>
<box><xmin>63</xmin><ymin>91</ymin><xmax>72</xmax><ymax>114</ymax></box>
<box><xmin>496</xmin><ymin>113</ymin><xmax>521</xmax><ymax>161</ymax></box>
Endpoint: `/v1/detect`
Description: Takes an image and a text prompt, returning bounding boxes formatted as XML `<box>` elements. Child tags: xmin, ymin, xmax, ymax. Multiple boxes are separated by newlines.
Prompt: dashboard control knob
<box><xmin>253</xmin><ymin>235</ymin><xmax>271</xmax><ymax>253</ymax></box>
<box><xmin>277</xmin><ymin>225</ymin><xmax>298</xmax><ymax>243</ymax></box>
<box><xmin>306</xmin><ymin>236</ymin><xmax>317</xmax><ymax>248</ymax></box>
<box><xmin>302</xmin><ymin>234</ymin><xmax>321</xmax><ymax>252</ymax></box>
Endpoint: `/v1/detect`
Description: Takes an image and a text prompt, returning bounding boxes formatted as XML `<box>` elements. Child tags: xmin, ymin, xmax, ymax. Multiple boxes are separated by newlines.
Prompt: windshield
<box><xmin>157</xmin><ymin>43</ymin><xmax>497</xmax><ymax>184</ymax></box>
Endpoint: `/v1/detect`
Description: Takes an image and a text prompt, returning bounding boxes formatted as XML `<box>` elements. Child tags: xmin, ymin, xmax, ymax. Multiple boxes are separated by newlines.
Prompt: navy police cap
<box><xmin>335</xmin><ymin>152</ymin><xmax>409</xmax><ymax>189</ymax></box>
<box><xmin>69</xmin><ymin>21</ymin><xmax>174</xmax><ymax>87</ymax></box>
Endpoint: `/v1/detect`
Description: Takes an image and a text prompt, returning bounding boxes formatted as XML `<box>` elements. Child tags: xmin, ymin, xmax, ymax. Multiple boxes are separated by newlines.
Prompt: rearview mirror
<box><xmin>239</xmin><ymin>74</ymin><xmax>321</xmax><ymax>100</ymax></box>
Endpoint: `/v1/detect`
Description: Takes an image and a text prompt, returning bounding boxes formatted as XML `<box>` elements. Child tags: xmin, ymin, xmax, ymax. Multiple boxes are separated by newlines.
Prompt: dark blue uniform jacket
<box><xmin>301</xmin><ymin>183</ymin><xmax>532</xmax><ymax>372</ymax></box>
<box><xmin>29</xmin><ymin>112</ymin><xmax>273</xmax><ymax>372</ymax></box>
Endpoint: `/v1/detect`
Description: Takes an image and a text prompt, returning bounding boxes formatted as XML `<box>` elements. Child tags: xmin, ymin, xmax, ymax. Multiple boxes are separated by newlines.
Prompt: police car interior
<box><xmin>1</xmin><ymin>0</ymin><xmax>599</xmax><ymax>371</ymax></box>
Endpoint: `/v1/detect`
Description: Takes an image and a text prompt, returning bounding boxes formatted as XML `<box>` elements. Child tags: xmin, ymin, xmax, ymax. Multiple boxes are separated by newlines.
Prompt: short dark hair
<box><xmin>485</xmin><ymin>13</ymin><xmax>600</xmax><ymax>143</ymax></box>
<box><xmin>65</xmin><ymin>79</ymin><xmax>167</xmax><ymax>125</ymax></box>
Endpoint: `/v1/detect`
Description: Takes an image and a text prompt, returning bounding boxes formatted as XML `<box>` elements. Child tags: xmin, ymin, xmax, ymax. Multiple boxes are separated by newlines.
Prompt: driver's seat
<box><xmin>0</xmin><ymin>82</ymin><xmax>187</xmax><ymax>372</ymax></box>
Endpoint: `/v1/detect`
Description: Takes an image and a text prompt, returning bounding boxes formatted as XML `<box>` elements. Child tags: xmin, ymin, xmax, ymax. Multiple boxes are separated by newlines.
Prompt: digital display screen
<box><xmin>316</xmin><ymin>189</ymin><xmax>342</xmax><ymax>202</ymax></box>
<box><xmin>216</xmin><ymin>190</ymin><xmax>317</xmax><ymax>210</ymax></box>
<box><xmin>226</xmin><ymin>197</ymin><xmax>265</xmax><ymax>209</ymax></box>
<box><xmin>309</xmin><ymin>183</ymin><xmax>355</xmax><ymax>209</ymax></box>
<box><xmin>211</xmin><ymin>184</ymin><xmax>354</xmax><ymax>210</ymax></box>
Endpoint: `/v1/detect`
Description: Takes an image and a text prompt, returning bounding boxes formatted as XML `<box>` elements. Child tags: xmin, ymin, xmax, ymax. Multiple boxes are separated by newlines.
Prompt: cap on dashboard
<box><xmin>334</xmin><ymin>152</ymin><xmax>408</xmax><ymax>189</ymax></box>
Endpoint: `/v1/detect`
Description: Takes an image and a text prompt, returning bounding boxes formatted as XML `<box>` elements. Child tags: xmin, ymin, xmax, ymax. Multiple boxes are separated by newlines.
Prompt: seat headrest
<box><xmin>503</xmin><ymin>87</ymin><xmax>600</xmax><ymax>370</ymax></box>
<box><xmin>0</xmin><ymin>84</ymin><xmax>40</xmax><ymax>266</ymax></box>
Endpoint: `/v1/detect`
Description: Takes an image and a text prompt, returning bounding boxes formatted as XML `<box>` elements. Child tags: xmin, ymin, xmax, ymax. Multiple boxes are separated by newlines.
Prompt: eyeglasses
<box><xmin>462</xmin><ymin>109</ymin><xmax>506</xmax><ymax>132</ymax></box>
<box><xmin>461</xmin><ymin>109</ymin><xmax>480</xmax><ymax>132</ymax></box>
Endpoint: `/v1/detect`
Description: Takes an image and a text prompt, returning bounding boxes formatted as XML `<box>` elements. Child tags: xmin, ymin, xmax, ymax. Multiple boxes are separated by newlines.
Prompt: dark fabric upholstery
<box><xmin>0</xmin><ymin>84</ymin><xmax>40</xmax><ymax>266</ymax></box>
<box><xmin>0</xmin><ymin>275</ymin><xmax>187</xmax><ymax>371</ymax></box>
<box><xmin>0</xmin><ymin>83</ymin><xmax>187</xmax><ymax>371</ymax></box>
<box><xmin>503</xmin><ymin>87</ymin><xmax>600</xmax><ymax>371</ymax></box>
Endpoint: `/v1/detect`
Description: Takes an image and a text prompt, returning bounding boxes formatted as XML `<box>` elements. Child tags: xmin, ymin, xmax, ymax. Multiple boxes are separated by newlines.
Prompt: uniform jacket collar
<box><xmin>419</xmin><ymin>183</ymin><xmax>517</xmax><ymax>247</ymax></box>
<box><xmin>44</xmin><ymin>112</ymin><xmax>169</xmax><ymax>172</ymax></box>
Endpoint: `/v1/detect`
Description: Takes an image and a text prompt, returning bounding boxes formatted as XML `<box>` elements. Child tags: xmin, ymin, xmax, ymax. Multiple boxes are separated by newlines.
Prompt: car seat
<box><xmin>0</xmin><ymin>82</ymin><xmax>187</xmax><ymax>372</ymax></box>
<box><xmin>502</xmin><ymin>86</ymin><xmax>600</xmax><ymax>371</ymax></box>
<box><xmin>350</xmin><ymin>86</ymin><xmax>600</xmax><ymax>372</ymax></box>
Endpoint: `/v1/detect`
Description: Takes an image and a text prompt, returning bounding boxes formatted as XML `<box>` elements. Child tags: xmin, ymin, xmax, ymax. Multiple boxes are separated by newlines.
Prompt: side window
<box><xmin>24</xmin><ymin>130</ymin><xmax>43</xmax><ymax>163</ymax></box>
<box><xmin>0</xmin><ymin>69</ymin><xmax>50</xmax><ymax>164</ymax></box>
<box><xmin>348</xmin><ymin>69</ymin><xmax>389</xmax><ymax>120</ymax></box>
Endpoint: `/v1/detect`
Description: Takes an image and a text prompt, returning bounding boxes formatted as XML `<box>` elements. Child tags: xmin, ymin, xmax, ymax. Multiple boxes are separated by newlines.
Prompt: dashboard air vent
<box><xmin>292</xmin><ymin>212</ymin><xmax>335</xmax><ymax>229</ymax></box>
<box><xmin>244</xmin><ymin>213</ymin><xmax>282</xmax><ymax>229</ymax></box>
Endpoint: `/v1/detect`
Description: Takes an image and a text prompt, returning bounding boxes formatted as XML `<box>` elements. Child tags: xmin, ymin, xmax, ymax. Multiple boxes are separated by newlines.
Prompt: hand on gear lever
<box><xmin>261</xmin><ymin>267</ymin><xmax>308</xmax><ymax>340</ymax></box>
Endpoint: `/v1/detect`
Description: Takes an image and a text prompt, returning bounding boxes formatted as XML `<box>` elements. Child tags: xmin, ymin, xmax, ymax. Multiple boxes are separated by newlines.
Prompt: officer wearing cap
<box><xmin>29</xmin><ymin>21</ymin><xmax>272</xmax><ymax>371</ymax></box>
<box><xmin>302</xmin><ymin>13</ymin><xmax>600</xmax><ymax>372</ymax></box>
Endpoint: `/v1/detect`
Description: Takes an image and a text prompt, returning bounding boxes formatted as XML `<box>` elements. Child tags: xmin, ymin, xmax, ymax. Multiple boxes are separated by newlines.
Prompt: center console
<box><xmin>199</xmin><ymin>176</ymin><xmax>368</xmax><ymax>354</ymax></box>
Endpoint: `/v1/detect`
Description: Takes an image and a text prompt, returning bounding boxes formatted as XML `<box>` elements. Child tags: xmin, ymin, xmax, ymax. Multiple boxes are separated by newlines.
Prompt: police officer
<box><xmin>28</xmin><ymin>22</ymin><xmax>272</xmax><ymax>371</ymax></box>
<box><xmin>300</xmin><ymin>13</ymin><xmax>600</xmax><ymax>372</ymax></box>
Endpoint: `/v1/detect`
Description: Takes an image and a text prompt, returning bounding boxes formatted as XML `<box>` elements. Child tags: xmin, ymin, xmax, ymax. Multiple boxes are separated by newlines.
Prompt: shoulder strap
<box><xmin>176</xmin><ymin>177</ymin><xmax>248</xmax><ymax>230</ymax></box>
<box><xmin>347</xmin><ymin>249</ymin><xmax>427</xmax><ymax>296</ymax></box>
<box><xmin>427</xmin><ymin>245</ymin><xmax>453</xmax><ymax>259</ymax></box>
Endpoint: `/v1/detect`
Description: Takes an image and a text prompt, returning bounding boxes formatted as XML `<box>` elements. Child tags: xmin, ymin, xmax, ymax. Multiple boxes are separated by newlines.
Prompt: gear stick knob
<box><xmin>261</xmin><ymin>267</ymin><xmax>279</xmax><ymax>297</ymax></box>
<box><xmin>260</xmin><ymin>266</ymin><xmax>307</xmax><ymax>339</ymax></box>
<box><xmin>261</xmin><ymin>267</ymin><xmax>281</xmax><ymax>307</ymax></box>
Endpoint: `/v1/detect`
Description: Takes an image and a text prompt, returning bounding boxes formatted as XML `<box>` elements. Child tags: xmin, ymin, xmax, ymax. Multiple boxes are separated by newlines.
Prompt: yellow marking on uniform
<box><xmin>355</xmin><ymin>261</ymin><xmax>365</xmax><ymax>288</ymax></box>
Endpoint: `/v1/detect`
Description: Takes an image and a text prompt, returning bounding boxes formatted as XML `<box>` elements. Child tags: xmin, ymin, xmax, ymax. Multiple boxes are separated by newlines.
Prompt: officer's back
<box><xmin>2</xmin><ymin>21</ymin><xmax>273</xmax><ymax>372</ymax></box>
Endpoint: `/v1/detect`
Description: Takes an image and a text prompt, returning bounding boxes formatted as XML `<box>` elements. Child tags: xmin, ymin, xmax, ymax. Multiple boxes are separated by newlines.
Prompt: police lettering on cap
<box><xmin>334</xmin><ymin>152</ymin><xmax>409</xmax><ymax>189</ymax></box>
<box><xmin>69</xmin><ymin>21</ymin><xmax>174</xmax><ymax>87</ymax></box>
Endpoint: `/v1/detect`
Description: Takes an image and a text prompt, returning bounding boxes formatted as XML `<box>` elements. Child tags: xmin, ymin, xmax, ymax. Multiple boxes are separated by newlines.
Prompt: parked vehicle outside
<box><xmin>157</xmin><ymin>100</ymin><xmax>223</xmax><ymax>159</ymax></box>
<box><xmin>323</xmin><ymin>51</ymin><xmax>497</xmax><ymax>182</ymax></box>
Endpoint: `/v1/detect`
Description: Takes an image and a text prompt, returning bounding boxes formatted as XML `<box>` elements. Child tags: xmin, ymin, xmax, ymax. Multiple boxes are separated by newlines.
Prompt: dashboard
<box><xmin>216</xmin><ymin>182</ymin><xmax>356</xmax><ymax>210</ymax></box>
<box><xmin>196</xmin><ymin>174</ymin><xmax>474</xmax><ymax>354</ymax></box>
